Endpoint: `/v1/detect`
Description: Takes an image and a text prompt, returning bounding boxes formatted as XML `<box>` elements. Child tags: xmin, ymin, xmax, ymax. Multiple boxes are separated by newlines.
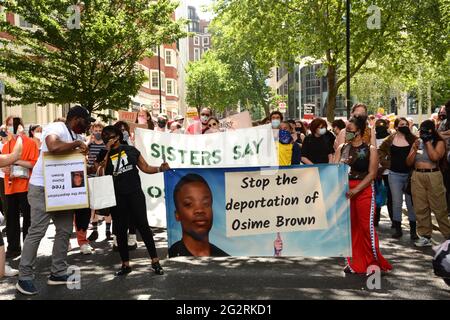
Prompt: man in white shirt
<box><xmin>16</xmin><ymin>105</ymin><xmax>93</xmax><ymax>296</ymax></box>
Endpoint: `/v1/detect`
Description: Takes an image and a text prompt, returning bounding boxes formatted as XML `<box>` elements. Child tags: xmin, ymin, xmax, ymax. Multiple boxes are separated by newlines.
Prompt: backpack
<box><xmin>432</xmin><ymin>240</ymin><xmax>450</xmax><ymax>286</ymax></box>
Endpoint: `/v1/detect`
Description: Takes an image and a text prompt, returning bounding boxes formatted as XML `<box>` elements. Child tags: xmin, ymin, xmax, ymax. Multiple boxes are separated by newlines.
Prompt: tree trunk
<box><xmin>326</xmin><ymin>65</ymin><xmax>337</xmax><ymax>123</ymax></box>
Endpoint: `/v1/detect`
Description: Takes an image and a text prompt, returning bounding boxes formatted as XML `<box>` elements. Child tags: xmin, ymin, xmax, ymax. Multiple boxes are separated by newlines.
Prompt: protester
<box><xmin>294</xmin><ymin>120</ymin><xmax>307</xmax><ymax>146</ymax></box>
<box><xmin>156</xmin><ymin>114</ymin><xmax>168</xmax><ymax>132</ymax></box>
<box><xmin>350</xmin><ymin>103</ymin><xmax>376</xmax><ymax>146</ymax></box>
<box><xmin>374</xmin><ymin>119</ymin><xmax>394</xmax><ymax>227</ymax></box>
<box><xmin>378</xmin><ymin>117</ymin><xmax>417</xmax><ymax>239</ymax></box>
<box><xmin>169</xmin><ymin>121</ymin><xmax>182</xmax><ymax>133</ymax></box>
<box><xmin>98</xmin><ymin>126</ymin><xmax>169</xmax><ymax>276</ymax></box>
<box><xmin>334</xmin><ymin>116</ymin><xmax>392</xmax><ymax>274</ymax></box>
<box><xmin>437</xmin><ymin>100</ymin><xmax>450</xmax><ymax>218</ymax></box>
<box><xmin>2</xmin><ymin>117</ymin><xmax>39</xmax><ymax>259</ymax></box>
<box><xmin>406</xmin><ymin>120</ymin><xmax>450</xmax><ymax>247</ymax></box>
<box><xmin>81</xmin><ymin>123</ymin><xmax>107</xmax><ymax>249</ymax></box>
<box><xmin>204</xmin><ymin>117</ymin><xmax>221</xmax><ymax>134</ymax></box>
<box><xmin>269</xmin><ymin>111</ymin><xmax>283</xmax><ymax>130</ymax></box>
<box><xmin>0</xmin><ymin>138</ymin><xmax>23</xmax><ymax>278</ymax></box>
<box><xmin>278</xmin><ymin>121</ymin><xmax>301</xmax><ymax>166</ymax></box>
<box><xmin>114</xmin><ymin>121</ymin><xmax>133</xmax><ymax>146</ymax></box>
<box><xmin>332</xmin><ymin>119</ymin><xmax>346</xmax><ymax>153</ymax></box>
<box><xmin>28</xmin><ymin>125</ymin><xmax>42</xmax><ymax>149</ymax></box>
<box><xmin>16</xmin><ymin>105</ymin><xmax>93</xmax><ymax>296</ymax></box>
<box><xmin>137</xmin><ymin>108</ymin><xmax>154</xmax><ymax>130</ymax></box>
<box><xmin>301</xmin><ymin>118</ymin><xmax>333</xmax><ymax>164</ymax></box>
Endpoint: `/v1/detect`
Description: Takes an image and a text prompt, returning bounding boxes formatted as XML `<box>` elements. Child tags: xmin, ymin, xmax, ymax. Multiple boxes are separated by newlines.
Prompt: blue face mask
<box><xmin>272</xmin><ymin>119</ymin><xmax>281</xmax><ymax>129</ymax></box>
<box><xmin>279</xmin><ymin>129</ymin><xmax>292</xmax><ymax>144</ymax></box>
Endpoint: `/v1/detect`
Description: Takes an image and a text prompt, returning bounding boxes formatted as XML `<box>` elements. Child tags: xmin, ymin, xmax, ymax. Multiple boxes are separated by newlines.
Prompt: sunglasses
<box><xmin>201</xmin><ymin>113</ymin><xmax>210</xmax><ymax>117</ymax></box>
<box><xmin>208</xmin><ymin>122</ymin><xmax>218</xmax><ymax>128</ymax></box>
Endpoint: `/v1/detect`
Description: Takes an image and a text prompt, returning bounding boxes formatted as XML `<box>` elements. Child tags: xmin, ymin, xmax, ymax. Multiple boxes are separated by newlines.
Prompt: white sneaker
<box><xmin>415</xmin><ymin>236</ymin><xmax>433</xmax><ymax>247</ymax></box>
<box><xmin>4</xmin><ymin>264</ymin><xmax>19</xmax><ymax>277</ymax></box>
<box><xmin>80</xmin><ymin>244</ymin><xmax>94</xmax><ymax>255</ymax></box>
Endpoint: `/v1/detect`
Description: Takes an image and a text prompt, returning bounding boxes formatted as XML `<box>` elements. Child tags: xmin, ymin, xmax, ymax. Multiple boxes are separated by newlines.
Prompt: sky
<box><xmin>188</xmin><ymin>0</ymin><xmax>215</xmax><ymax>21</ymax></box>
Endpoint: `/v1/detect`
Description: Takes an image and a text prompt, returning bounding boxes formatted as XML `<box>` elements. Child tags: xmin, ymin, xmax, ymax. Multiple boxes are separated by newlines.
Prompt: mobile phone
<box><xmin>13</xmin><ymin>117</ymin><xmax>22</xmax><ymax>135</ymax></box>
<box><xmin>0</xmin><ymin>131</ymin><xmax>7</xmax><ymax>138</ymax></box>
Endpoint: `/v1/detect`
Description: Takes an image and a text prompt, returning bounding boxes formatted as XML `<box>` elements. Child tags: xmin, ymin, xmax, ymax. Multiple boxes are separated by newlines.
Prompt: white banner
<box><xmin>135</xmin><ymin>125</ymin><xmax>278</xmax><ymax>227</ymax></box>
<box><xmin>225</xmin><ymin>167</ymin><xmax>328</xmax><ymax>237</ymax></box>
<box><xmin>43</xmin><ymin>152</ymin><xmax>89</xmax><ymax>212</ymax></box>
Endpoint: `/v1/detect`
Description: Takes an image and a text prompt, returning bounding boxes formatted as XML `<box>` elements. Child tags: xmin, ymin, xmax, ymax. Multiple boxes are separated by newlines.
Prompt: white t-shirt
<box><xmin>29</xmin><ymin>122</ymin><xmax>83</xmax><ymax>187</ymax></box>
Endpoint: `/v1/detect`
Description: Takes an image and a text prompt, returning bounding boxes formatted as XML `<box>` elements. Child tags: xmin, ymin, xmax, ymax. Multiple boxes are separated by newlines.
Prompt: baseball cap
<box><xmin>157</xmin><ymin>113</ymin><xmax>168</xmax><ymax>121</ymax></box>
<box><xmin>67</xmin><ymin>105</ymin><xmax>96</xmax><ymax>123</ymax></box>
<box><xmin>175</xmin><ymin>115</ymin><xmax>184</xmax><ymax>121</ymax></box>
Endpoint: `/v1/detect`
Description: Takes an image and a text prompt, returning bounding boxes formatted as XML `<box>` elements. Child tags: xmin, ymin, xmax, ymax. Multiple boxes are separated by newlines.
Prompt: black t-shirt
<box><xmin>301</xmin><ymin>134</ymin><xmax>333</xmax><ymax>164</ymax></box>
<box><xmin>104</xmin><ymin>145</ymin><xmax>142</xmax><ymax>194</ymax></box>
<box><xmin>390</xmin><ymin>145</ymin><xmax>411</xmax><ymax>173</ymax></box>
<box><xmin>168</xmin><ymin>240</ymin><xmax>229</xmax><ymax>257</ymax></box>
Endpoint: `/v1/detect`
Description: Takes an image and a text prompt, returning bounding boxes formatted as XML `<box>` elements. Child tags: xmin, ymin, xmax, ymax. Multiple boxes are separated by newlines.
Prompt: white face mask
<box><xmin>34</xmin><ymin>132</ymin><xmax>42</xmax><ymax>140</ymax></box>
<box><xmin>319</xmin><ymin>128</ymin><xmax>327</xmax><ymax>136</ymax></box>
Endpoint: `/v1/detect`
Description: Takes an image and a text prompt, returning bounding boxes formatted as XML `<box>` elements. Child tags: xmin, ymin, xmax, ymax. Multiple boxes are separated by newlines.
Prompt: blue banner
<box><xmin>164</xmin><ymin>164</ymin><xmax>351</xmax><ymax>257</ymax></box>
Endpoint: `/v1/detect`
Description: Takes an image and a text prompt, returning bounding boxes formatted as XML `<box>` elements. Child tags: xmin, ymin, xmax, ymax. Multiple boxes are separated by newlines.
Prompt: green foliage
<box><xmin>0</xmin><ymin>0</ymin><xmax>186</xmax><ymax>115</ymax></box>
<box><xmin>185</xmin><ymin>51</ymin><xmax>236</xmax><ymax>112</ymax></box>
<box><xmin>213</xmin><ymin>0</ymin><xmax>449</xmax><ymax>120</ymax></box>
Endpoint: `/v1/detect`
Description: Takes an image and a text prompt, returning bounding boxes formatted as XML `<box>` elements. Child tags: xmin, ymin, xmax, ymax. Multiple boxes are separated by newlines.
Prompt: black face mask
<box><xmin>439</xmin><ymin>114</ymin><xmax>447</xmax><ymax>121</ymax></box>
<box><xmin>397</xmin><ymin>126</ymin><xmax>411</xmax><ymax>136</ymax></box>
<box><xmin>295</xmin><ymin>127</ymin><xmax>302</xmax><ymax>133</ymax></box>
<box><xmin>157</xmin><ymin>121</ymin><xmax>167</xmax><ymax>129</ymax></box>
<box><xmin>375</xmin><ymin>126</ymin><xmax>389</xmax><ymax>139</ymax></box>
<box><xmin>420</xmin><ymin>131</ymin><xmax>434</xmax><ymax>142</ymax></box>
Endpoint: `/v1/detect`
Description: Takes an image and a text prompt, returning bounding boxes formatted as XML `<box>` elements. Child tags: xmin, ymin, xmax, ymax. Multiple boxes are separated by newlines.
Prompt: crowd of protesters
<box><xmin>1</xmin><ymin>100</ymin><xmax>450</xmax><ymax>295</ymax></box>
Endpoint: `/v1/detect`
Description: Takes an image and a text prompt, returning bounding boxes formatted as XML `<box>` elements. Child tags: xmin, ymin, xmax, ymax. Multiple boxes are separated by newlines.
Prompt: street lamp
<box><xmin>157</xmin><ymin>45</ymin><xmax>163</xmax><ymax>114</ymax></box>
<box><xmin>346</xmin><ymin>0</ymin><xmax>351</xmax><ymax>119</ymax></box>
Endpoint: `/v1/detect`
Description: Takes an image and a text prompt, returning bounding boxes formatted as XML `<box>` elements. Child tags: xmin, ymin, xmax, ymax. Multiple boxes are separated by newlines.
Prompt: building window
<box><xmin>204</xmin><ymin>27</ymin><xmax>209</xmax><ymax>33</ymax></box>
<box><xmin>19</xmin><ymin>16</ymin><xmax>33</xmax><ymax>28</ymax></box>
<box><xmin>194</xmin><ymin>48</ymin><xmax>201</xmax><ymax>61</ymax></box>
<box><xmin>203</xmin><ymin>48</ymin><xmax>208</xmax><ymax>54</ymax></box>
<box><xmin>151</xmin><ymin>71</ymin><xmax>159</xmax><ymax>89</ymax></box>
<box><xmin>203</xmin><ymin>37</ymin><xmax>209</xmax><ymax>46</ymax></box>
<box><xmin>165</xmin><ymin>50</ymin><xmax>175</xmax><ymax>67</ymax></box>
<box><xmin>166</xmin><ymin>80</ymin><xmax>177</xmax><ymax>96</ymax></box>
<box><xmin>194</xmin><ymin>36</ymin><xmax>199</xmax><ymax>46</ymax></box>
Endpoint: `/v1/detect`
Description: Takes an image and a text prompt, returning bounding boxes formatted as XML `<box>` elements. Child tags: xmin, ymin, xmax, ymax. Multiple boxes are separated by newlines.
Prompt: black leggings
<box><xmin>111</xmin><ymin>191</ymin><xmax>157</xmax><ymax>262</ymax></box>
<box><xmin>74</xmin><ymin>208</ymin><xmax>91</xmax><ymax>232</ymax></box>
<box><xmin>6</xmin><ymin>192</ymin><xmax>30</xmax><ymax>252</ymax></box>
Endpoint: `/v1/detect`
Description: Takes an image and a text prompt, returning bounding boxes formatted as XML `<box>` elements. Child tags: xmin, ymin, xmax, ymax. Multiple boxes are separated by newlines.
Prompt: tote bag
<box><xmin>88</xmin><ymin>174</ymin><xmax>116</xmax><ymax>210</ymax></box>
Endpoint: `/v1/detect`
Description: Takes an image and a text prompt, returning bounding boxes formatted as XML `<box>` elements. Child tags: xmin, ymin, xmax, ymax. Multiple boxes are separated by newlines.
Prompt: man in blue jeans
<box><xmin>16</xmin><ymin>106</ymin><xmax>94</xmax><ymax>295</ymax></box>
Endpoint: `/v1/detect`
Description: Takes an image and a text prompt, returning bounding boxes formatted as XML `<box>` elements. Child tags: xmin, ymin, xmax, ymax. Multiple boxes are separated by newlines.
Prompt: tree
<box><xmin>214</xmin><ymin>0</ymin><xmax>449</xmax><ymax>121</ymax></box>
<box><xmin>185</xmin><ymin>51</ymin><xmax>236</xmax><ymax>113</ymax></box>
<box><xmin>209</xmin><ymin>14</ymin><xmax>273</xmax><ymax>118</ymax></box>
<box><xmin>0</xmin><ymin>0</ymin><xmax>186</xmax><ymax>116</ymax></box>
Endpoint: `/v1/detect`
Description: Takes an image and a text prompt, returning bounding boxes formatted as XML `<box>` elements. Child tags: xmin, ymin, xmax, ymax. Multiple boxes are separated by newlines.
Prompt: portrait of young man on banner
<box><xmin>168</xmin><ymin>173</ymin><xmax>229</xmax><ymax>257</ymax></box>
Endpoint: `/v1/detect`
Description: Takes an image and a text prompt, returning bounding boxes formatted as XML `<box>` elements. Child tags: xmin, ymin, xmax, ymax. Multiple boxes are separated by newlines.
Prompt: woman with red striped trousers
<box><xmin>335</xmin><ymin>116</ymin><xmax>392</xmax><ymax>274</ymax></box>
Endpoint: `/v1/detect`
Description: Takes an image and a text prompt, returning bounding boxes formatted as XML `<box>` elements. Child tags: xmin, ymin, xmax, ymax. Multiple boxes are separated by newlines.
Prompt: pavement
<box><xmin>0</xmin><ymin>211</ymin><xmax>450</xmax><ymax>300</ymax></box>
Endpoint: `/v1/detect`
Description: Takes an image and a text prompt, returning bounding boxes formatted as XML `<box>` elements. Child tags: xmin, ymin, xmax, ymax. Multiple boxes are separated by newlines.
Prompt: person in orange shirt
<box><xmin>1</xmin><ymin>117</ymin><xmax>39</xmax><ymax>259</ymax></box>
